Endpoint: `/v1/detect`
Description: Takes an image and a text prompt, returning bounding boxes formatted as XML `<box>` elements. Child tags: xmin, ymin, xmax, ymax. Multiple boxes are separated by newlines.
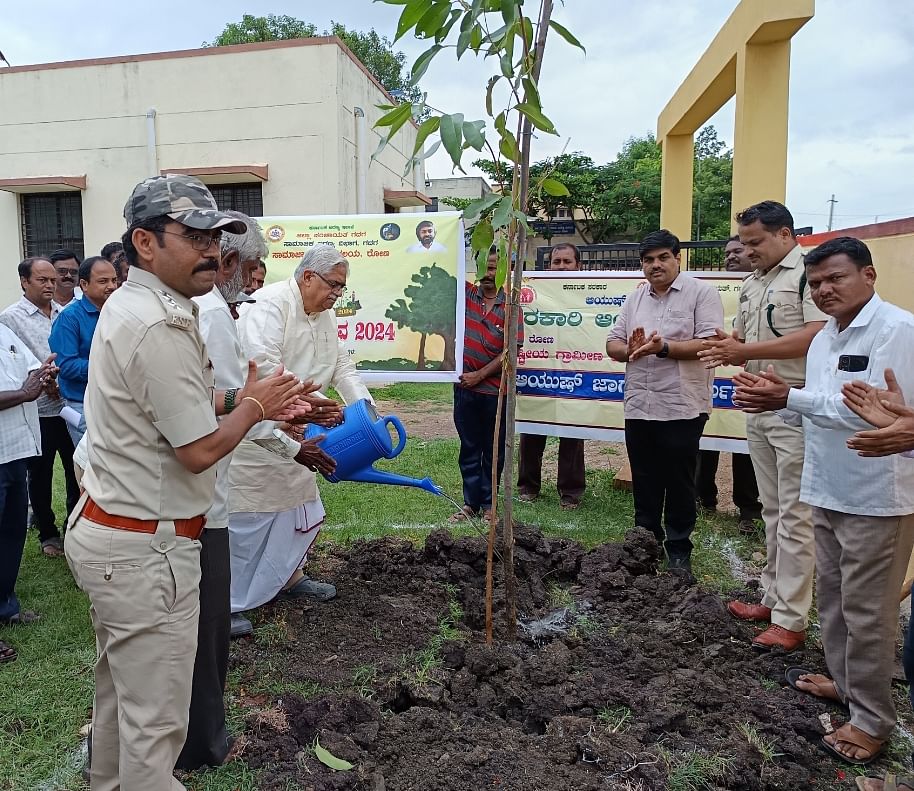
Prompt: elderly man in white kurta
<box><xmin>229</xmin><ymin>244</ymin><xmax>371</xmax><ymax>611</ymax></box>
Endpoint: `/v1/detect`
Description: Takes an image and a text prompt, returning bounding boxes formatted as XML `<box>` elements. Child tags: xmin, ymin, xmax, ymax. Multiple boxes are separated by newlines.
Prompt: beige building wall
<box><xmin>0</xmin><ymin>38</ymin><xmax>422</xmax><ymax>308</ymax></box>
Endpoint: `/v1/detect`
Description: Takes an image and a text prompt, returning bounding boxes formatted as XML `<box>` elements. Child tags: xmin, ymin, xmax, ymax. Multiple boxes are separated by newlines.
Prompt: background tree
<box><xmin>386</xmin><ymin>264</ymin><xmax>458</xmax><ymax>370</ymax></box>
<box><xmin>206</xmin><ymin>15</ymin><xmax>423</xmax><ymax>104</ymax></box>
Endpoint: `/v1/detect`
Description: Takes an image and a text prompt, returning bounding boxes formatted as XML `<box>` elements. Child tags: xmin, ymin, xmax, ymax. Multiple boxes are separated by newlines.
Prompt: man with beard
<box><xmin>0</xmin><ymin>258</ymin><xmax>79</xmax><ymax>557</ymax></box>
<box><xmin>406</xmin><ymin>220</ymin><xmax>447</xmax><ymax>253</ymax></box>
<box><xmin>176</xmin><ymin>211</ymin><xmax>333</xmax><ymax>770</ymax></box>
<box><xmin>48</xmin><ymin>256</ymin><xmax>118</xmax><ymax>445</ymax></box>
<box><xmin>228</xmin><ymin>244</ymin><xmax>363</xmax><ymax>617</ymax></box>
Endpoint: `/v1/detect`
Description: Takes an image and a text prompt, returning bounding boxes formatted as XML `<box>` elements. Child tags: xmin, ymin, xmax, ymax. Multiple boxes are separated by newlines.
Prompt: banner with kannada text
<box><xmin>257</xmin><ymin>213</ymin><xmax>465</xmax><ymax>382</ymax></box>
<box><xmin>516</xmin><ymin>271</ymin><xmax>749</xmax><ymax>452</ymax></box>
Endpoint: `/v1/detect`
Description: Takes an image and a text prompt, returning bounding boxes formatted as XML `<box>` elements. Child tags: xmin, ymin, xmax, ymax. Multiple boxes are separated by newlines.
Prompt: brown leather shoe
<box><xmin>727</xmin><ymin>600</ymin><xmax>771</xmax><ymax>621</ymax></box>
<box><xmin>752</xmin><ymin>624</ymin><xmax>805</xmax><ymax>652</ymax></box>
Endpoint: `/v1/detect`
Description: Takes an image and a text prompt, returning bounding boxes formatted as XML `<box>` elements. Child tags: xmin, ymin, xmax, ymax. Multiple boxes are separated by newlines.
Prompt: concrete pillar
<box><xmin>659</xmin><ymin>133</ymin><xmax>694</xmax><ymax>243</ymax></box>
<box><xmin>731</xmin><ymin>41</ymin><xmax>791</xmax><ymax>227</ymax></box>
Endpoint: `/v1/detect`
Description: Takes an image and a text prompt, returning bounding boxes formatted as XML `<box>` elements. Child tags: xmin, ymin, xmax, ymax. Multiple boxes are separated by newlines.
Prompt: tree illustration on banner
<box><xmin>386</xmin><ymin>264</ymin><xmax>458</xmax><ymax>371</ymax></box>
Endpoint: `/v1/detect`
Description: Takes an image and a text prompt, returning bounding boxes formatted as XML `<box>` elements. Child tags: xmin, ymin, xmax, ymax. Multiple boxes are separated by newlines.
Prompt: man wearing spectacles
<box><xmin>49</xmin><ymin>249</ymin><xmax>83</xmax><ymax>307</ymax></box>
<box><xmin>64</xmin><ymin>174</ymin><xmax>304</xmax><ymax>790</ymax></box>
<box><xmin>229</xmin><ymin>243</ymin><xmax>370</xmax><ymax>613</ymax></box>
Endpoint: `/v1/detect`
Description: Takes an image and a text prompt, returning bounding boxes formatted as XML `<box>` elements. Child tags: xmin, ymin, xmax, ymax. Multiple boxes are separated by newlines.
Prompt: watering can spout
<box><xmin>347</xmin><ymin>466</ymin><xmax>443</xmax><ymax>496</ymax></box>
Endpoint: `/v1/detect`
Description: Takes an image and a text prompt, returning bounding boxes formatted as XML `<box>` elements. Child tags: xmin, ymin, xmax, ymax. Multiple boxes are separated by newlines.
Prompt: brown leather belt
<box><xmin>83</xmin><ymin>498</ymin><xmax>206</xmax><ymax>540</ymax></box>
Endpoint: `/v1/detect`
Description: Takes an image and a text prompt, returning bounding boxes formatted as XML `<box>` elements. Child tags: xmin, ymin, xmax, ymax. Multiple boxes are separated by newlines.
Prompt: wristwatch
<box><xmin>656</xmin><ymin>342</ymin><xmax>670</xmax><ymax>359</ymax></box>
<box><xmin>224</xmin><ymin>388</ymin><xmax>239</xmax><ymax>412</ymax></box>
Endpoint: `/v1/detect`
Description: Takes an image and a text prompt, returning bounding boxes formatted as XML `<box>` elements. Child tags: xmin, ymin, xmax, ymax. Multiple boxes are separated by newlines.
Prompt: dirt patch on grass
<box><xmin>229</xmin><ymin>525</ymin><xmax>868</xmax><ymax>790</ymax></box>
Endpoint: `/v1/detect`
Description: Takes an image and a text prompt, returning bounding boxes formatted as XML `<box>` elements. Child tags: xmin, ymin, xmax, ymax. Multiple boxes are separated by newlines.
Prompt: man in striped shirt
<box><xmin>451</xmin><ymin>247</ymin><xmax>523</xmax><ymax>521</ymax></box>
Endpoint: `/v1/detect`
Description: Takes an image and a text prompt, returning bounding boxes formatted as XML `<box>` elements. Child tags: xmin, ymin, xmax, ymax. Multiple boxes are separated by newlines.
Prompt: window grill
<box><xmin>20</xmin><ymin>192</ymin><xmax>85</xmax><ymax>259</ymax></box>
<box><xmin>208</xmin><ymin>183</ymin><xmax>264</xmax><ymax>217</ymax></box>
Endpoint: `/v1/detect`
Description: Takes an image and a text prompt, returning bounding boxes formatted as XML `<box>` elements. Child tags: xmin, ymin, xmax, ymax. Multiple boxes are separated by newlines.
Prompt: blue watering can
<box><xmin>303</xmin><ymin>399</ymin><xmax>443</xmax><ymax>496</ymax></box>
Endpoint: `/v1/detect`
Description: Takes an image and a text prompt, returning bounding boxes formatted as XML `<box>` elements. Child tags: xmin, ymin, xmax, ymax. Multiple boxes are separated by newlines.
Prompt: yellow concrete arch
<box><xmin>657</xmin><ymin>0</ymin><xmax>814</xmax><ymax>242</ymax></box>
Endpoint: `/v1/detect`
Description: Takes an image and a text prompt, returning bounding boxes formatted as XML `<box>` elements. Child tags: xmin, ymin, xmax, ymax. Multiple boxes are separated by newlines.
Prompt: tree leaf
<box><xmin>541</xmin><ymin>178</ymin><xmax>570</xmax><ymax>197</ymax></box>
<box><xmin>375</xmin><ymin>102</ymin><xmax>413</xmax><ymax>129</ymax></box>
<box><xmin>462</xmin><ymin>120</ymin><xmax>486</xmax><ymax>151</ymax></box>
<box><xmin>515</xmin><ymin>102</ymin><xmax>557</xmax><ymax>134</ymax></box>
<box><xmin>410</xmin><ymin>44</ymin><xmax>442</xmax><ymax>85</ymax></box>
<box><xmin>439</xmin><ymin>112</ymin><xmax>465</xmax><ymax>169</ymax></box>
<box><xmin>549</xmin><ymin>19</ymin><xmax>586</xmax><ymax>53</ymax></box>
<box><xmin>500</xmin><ymin>0</ymin><xmax>518</xmax><ymax>28</ymax></box>
<box><xmin>416</xmin><ymin>1</ymin><xmax>451</xmax><ymax>40</ymax></box>
<box><xmin>521</xmin><ymin>77</ymin><xmax>540</xmax><ymax>109</ymax></box>
<box><xmin>495</xmin><ymin>244</ymin><xmax>509</xmax><ymax>289</ymax></box>
<box><xmin>395</xmin><ymin>0</ymin><xmax>430</xmax><ymax>41</ymax></box>
<box><xmin>314</xmin><ymin>738</ymin><xmax>354</xmax><ymax>772</ymax></box>
<box><xmin>485</xmin><ymin>75</ymin><xmax>501</xmax><ymax>116</ymax></box>
<box><xmin>411</xmin><ymin>115</ymin><xmax>440</xmax><ymax>156</ymax></box>
<box><xmin>457</xmin><ymin>27</ymin><xmax>473</xmax><ymax>58</ymax></box>
<box><xmin>471</xmin><ymin>218</ymin><xmax>494</xmax><ymax>257</ymax></box>
<box><xmin>463</xmin><ymin>192</ymin><xmax>502</xmax><ymax>222</ymax></box>
<box><xmin>491</xmin><ymin>195</ymin><xmax>514</xmax><ymax>230</ymax></box>
<box><xmin>498</xmin><ymin>129</ymin><xmax>520</xmax><ymax>161</ymax></box>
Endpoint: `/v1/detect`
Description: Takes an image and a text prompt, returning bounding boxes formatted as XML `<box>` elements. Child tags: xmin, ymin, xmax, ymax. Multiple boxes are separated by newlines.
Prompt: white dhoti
<box><xmin>228</xmin><ymin>499</ymin><xmax>326</xmax><ymax>613</ymax></box>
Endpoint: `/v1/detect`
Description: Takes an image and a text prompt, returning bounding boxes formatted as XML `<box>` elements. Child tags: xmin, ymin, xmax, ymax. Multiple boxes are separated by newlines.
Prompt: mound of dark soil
<box><xmin>228</xmin><ymin>526</ymin><xmax>888</xmax><ymax>790</ymax></box>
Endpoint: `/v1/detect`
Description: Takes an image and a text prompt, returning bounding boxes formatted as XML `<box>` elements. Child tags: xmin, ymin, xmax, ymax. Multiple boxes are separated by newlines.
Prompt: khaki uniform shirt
<box><xmin>229</xmin><ymin>277</ymin><xmax>371</xmax><ymax>514</ymax></box>
<box><xmin>82</xmin><ymin>267</ymin><xmax>219</xmax><ymax>520</ymax></box>
<box><xmin>734</xmin><ymin>244</ymin><xmax>827</xmax><ymax>386</ymax></box>
<box><xmin>608</xmin><ymin>273</ymin><xmax>724</xmax><ymax>421</ymax></box>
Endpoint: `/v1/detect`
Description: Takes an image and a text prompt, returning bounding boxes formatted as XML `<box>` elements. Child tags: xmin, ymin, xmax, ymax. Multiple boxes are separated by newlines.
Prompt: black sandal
<box><xmin>0</xmin><ymin>639</ymin><xmax>17</xmax><ymax>663</ymax></box>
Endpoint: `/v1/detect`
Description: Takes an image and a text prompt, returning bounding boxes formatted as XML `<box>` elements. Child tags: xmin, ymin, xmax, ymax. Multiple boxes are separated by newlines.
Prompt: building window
<box><xmin>425</xmin><ymin>197</ymin><xmax>439</xmax><ymax>213</ymax></box>
<box><xmin>555</xmin><ymin>206</ymin><xmax>570</xmax><ymax>219</ymax></box>
<box><xmin>209</xmin><ymin>183</ymin><xmax>264</xmax><ymax>217</ymax></box>
<box><xmin>20</xmin><ymin>192</ymin><xmax>85</xmax><ymax>259</ymax></box>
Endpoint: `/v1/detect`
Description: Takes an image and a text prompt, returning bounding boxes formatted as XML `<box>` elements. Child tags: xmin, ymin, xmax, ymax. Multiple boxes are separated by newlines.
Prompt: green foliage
<box><xmin>385</xmin><ymin>264</ymin><xmax>459</xmax><ymax>370</ymax></box>
<box><xmin>472</xmin><ymin>127</ymin><xmax>734</xmax><ymax>244</ymax></box>
<box><xmin>376</xmin><ymin>0</ymin><xmax>581</xmax><ymax>283</ymax></box>
<box><xmin>205</xmin><ymin>16</ymin><xmax>422</xmax><ymax>105</ymax></box>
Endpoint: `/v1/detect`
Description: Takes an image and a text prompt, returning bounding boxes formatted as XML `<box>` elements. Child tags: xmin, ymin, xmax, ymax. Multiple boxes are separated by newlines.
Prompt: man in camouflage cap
<box><xmin>65</xmin><ymin>174</ymin><xmax>305</xmax><ymax>790</ymax></box>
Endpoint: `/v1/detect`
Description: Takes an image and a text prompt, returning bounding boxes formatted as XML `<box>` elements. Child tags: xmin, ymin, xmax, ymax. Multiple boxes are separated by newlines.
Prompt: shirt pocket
<box><xmin>768</xmin><ymin>288</ymin><xmax>804</xmax><ymax>334</ymax></box>
<box><xmin>662</xmin><ymin>310</ymin><xmax>695</xmax><ymax>340</ymax></box>
<box><xmin>0</xmin><ymin>349</ymin><xmax>28</xmax><ymax>389</ymax></box>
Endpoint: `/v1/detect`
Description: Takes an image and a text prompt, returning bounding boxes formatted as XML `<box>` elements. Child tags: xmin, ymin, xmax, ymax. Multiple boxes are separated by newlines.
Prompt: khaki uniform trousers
<box><xmin>746</xmin><ymin>411</ymin><xmax>815</xmax><ymax>632</ymax></box>
<box><xmin>813</xmin><ymin>507</ymin><xmax>914</xmax><ymax>740</ymax></box>
<box><xmin>65</xmin><ymin>510</ymin><xmax>202</xmax><ymax>791</ymax></box>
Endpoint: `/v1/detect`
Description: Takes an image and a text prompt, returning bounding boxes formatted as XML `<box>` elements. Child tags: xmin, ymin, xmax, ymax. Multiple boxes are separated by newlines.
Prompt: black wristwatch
<box><xmin>656</xmin><ymin>342</ymin><xmax>670</xmax><ymax>359</ymax></box>
<box><xmin>224</xmin><ymin>388</ymin><xmax>239</xmax><ymax>412</ymax></box>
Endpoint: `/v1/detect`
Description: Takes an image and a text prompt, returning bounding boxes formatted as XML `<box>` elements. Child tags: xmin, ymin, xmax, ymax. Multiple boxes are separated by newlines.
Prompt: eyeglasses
<box><xmin>161</xmin><ymin>230</ymin><xmax>222</xmax><ymax>251</ymax></box>
<box><xmin>313</xmin><ymin>271</ymin><xmax>347</xmax><ymax>295</ymax></box>
<box><xmin>55</xmin><ymin>267</ymin><xmax>78</xmax><ymax>277</ymax></box>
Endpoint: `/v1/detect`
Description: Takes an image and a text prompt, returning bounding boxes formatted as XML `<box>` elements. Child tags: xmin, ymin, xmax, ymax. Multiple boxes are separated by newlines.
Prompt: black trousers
<box><xmin>695</xmin><ymin>449</ymin><xmax>762</xmax><ymax>519</ymax></box>
<box><xmin>176</xmin><ymin>528</ymin><xmax>232</xmax><ymax>770</ymax></box>
<box><xmin>625</xmin><ymin>416</ymin><xmax>707</xmax><ymax>559</ymax></box>
<box><xmin>517</xmin><ymin>434</ymin><xmax>586</xmax><ymax>503</ymax></box>
<box><xmin>28</xmin><ymin>416</ymin><xmax>79</xmax><ymax>543</ymax></box>
<box><xmin>453</xmin><ymin>385</ymin><xmax>507</xmax><ymax>511</ymax></box>
<box><xmin>0</xmin><ymin>459</ymin><xmax>29</xmax><ymax>621</ymax></box>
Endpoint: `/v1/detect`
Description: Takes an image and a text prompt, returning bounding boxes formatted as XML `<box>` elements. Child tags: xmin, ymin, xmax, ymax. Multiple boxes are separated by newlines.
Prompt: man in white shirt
<box><xmin>229</xmin><ymin>244</ymin><xmax>369</xmax><ymax>615</ymax></box>
<box><xmin>732</xmin><ymin>236</ymin><xmax>914</xmax><ymax>767</ymax></box>
<box><xmin>406</xmin><ymin>220</ymin><xmax>447</xmax><ymax>253</ymax></box>
<box><xmin>0</xmin><ymin>323</ymin><xmax>57</xmax><ymax>652</ymax></box>
<box><xmin>0</xmin><ymin>257</ymin><xmax>79</xmax><ymax>556</ymax></box>
<box><xmin>179</xmin><ymin>213</ymin><xmax>332</xmax><ymax>771</ymax></box>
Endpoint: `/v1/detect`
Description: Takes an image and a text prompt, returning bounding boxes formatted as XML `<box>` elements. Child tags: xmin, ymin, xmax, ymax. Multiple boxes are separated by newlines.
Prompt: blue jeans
<box><xmin>453</xmin><ymin>385</ymin><xmax>507</xmax><ymax>512</ymax></box>
<box><xmin>65</xmin><ymin>400</ymin><xmax>86</xmax><ymax>446</ymax></box>
<box><xmin>0</xmin><ymin>459</ymin><xmax>30</xmax><ymax>621</ymax></box>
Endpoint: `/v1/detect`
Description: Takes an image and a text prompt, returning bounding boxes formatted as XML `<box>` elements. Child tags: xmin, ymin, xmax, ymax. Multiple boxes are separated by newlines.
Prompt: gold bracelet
<box><xmin>242</xmin><ymin>396</ymin><xmax>265</xmax><ymax>421</ymax></box>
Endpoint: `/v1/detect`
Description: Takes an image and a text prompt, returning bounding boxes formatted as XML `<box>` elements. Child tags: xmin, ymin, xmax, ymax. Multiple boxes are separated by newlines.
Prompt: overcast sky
<box><xmin>2</xmin><ymin>0</ymin><xmax>912</xmax><ymax>232</ymax></box>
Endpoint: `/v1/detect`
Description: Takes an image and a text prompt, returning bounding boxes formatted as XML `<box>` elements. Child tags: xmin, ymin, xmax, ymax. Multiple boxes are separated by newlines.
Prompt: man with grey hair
<box><xmin>228</xmin><ymin>244</ymin><xmax>369</xmax><ymax>617</ymax></box>
<box><xmin>180</xmin><ymin>213</ymin><xmax>334</xmax><ymax>771</ymax></box>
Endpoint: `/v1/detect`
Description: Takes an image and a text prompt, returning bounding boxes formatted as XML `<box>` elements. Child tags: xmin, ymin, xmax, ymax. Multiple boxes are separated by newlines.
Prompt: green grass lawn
<box><xmin>0</xmin><ymin>440</ymin><xmax>759</xmax><ymax>790</ymax></box>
